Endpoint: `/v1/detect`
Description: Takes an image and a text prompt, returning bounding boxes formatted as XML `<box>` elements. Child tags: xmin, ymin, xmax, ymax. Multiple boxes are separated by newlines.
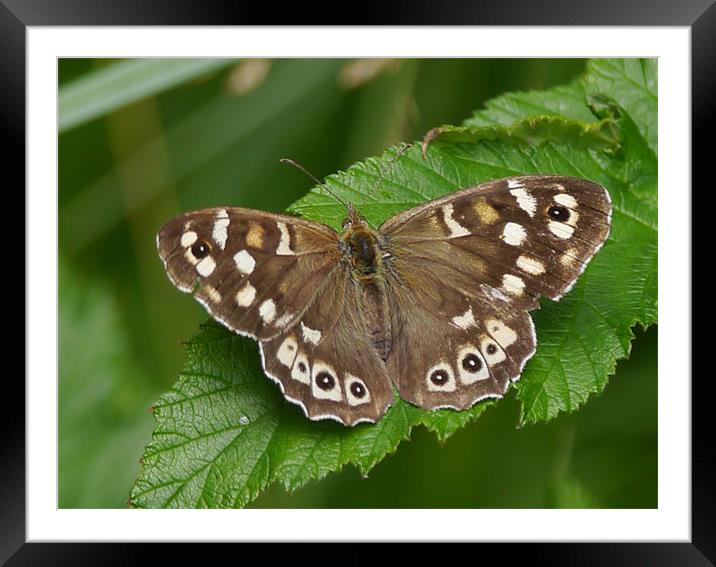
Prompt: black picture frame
<box><xmin>4</xmin><ymin>1</ymin><xmax>711</xmax><ymax>563</ymax></box>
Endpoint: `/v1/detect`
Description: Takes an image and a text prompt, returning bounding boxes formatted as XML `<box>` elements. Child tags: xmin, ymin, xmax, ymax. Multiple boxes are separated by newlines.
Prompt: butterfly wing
<box><xmin>157</xmin><ymin>207</ymin><xmax>341</xmax><ymax>341</ymax></box>
<box><xmin>380</xmin><ymin>175</ymin><xmax>611</xmax><ymax>409</ymax></box>
<box><xmin>260</xmin><ymin>264</ymin><xmax>394</xmax><ymax>425</ymax></box>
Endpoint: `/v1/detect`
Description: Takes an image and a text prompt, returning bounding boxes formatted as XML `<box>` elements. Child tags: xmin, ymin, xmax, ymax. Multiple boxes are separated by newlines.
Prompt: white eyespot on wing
<box><xmin>501</xmin><ymin>222</ymin><xmax>527</xmax><ymax>246</ymax></box>
<box><xmin>290</xmin><ymin>352</ymin><xmax>311</xmax><ymax>384</ymax></box>
<box><xmin>311</xmin><ymin>361</ymin><xmax>343</xmax><ymax>401</ymax></box>
<box><xmin>502</xmin><ymin>274</ymin><xmax>525</xmax><ymax>296</ymax></box>
<box><xmin>196</xmin><ymin>256</ymin><xmax>216</xmax><ymax>277</ymax></box>
<box><xmin>344</xmin><ymin>373</ymin><xmax>371</xmax><ymax>406</ymax></box>
<box><xmin>509</xmin><ymin>188</ymin><xmax>537</xmax><ymax>217</ymax></box>
<box><xmin>212</xmin><ymin>209</ymin><xmax>230</xmax><ymax>250</ymax></box>
<box><xmin>276</xmin><ymin>222</ymin><xmax>294</xmax><ymax>255</ymax></box>
<box><xmin>276</xmin><ymin>336</ymin><xmax>298</xmax><ymax>368</ymax></box>
<box><xmin>456</xmin><ymin>345</ymin><xmax>489</xmax><ymax>384</ymax></box>
<box><xmin>516</xmin><ymin>255</ymin><xmax>546</xmax><ymax>275</ymax></box>
<box><xmin>181</xmin><ymin>230</ymin><xmax>198</xmax><ymax>248</ymax></box>
<box><xmin>426</xmin><ymin>362</ymin><xmax>457</xmax><ymax>392</ymax></box>
<box><xmin>236</xmin><ymin>281</ymin><xmax>256</xmax><ymax>306</ymax></box>
<box><xmin>484</xmin><ymin>319</ymin><xmax>517</xmax><ymax>348</ymax></box>
<box><xmin>548</xmin><ymin>221</ymin><xmax>575</xmax><ymax>239</ymax></box>
<box><xmin>259</xmin><ymin>299</ymin><xmax>277</xmax><ymax>324</ymax></box>
<box><xmin>234</xmin><ymin>249</ymin><xmax>256</xmax><ymax>274</ymax></box>
<box><xmin>554</xmin><ymin>193</ymin><xmax>578</xmax><ymax>209</ymax></box>
<box><xmin>204</xmin><ymin>284</ymin><xmax>222</xmax><ymax>303</ymax></box>
<box><xmin>451</xmin><ymin>306</ymin><xmax>476</xmax><ymax>329</ymax></box>
<box><xmin>300</xmin><ymin>322</ymin><xmax>322</xmax><ymax>345</ymax></box>
<box><xmin>441</xmin><ymin>204</ymin><xmax>470</xmax><ymax>238</ymax></box>
<box><xmin>479</xmin><ymin>336</ymin><xmax>507</xmax><ymax>365</ymax></box>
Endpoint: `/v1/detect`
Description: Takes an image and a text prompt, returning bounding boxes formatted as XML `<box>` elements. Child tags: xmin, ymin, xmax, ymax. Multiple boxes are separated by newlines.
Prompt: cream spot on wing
<box><xmin>456</xmin><ymin>345</ymin><xmax>489</xmax><ymax>384</ymax></box>
<box><xmin>300</xmin><ymin>322</ymin><xmax>322</xmax><ymax>345</ymax></box>
<box><xmin>212</xmin><ymin>210</ymin><xmax>230</xmax><ymax>250</ymax></box>
<box><xmin>501</xmin><ymin>222</ymin><xmax>526</xmax><ymax>246</ymax></box>
<box><xmin>548</xmin><ymin>221</ymin><xmax>575</xmax><ymax>239</ymax></box>
<box><xmin>482</xmin><ymin>284</ymin><xmax>509</xmax><ymax>303</ymax></box>
<box><xmin>479</xmin><ymin>336</ymin><xmax>507</xmax><ymax>365</ymax></box>
<box><xmin>290</xmin><ymin>352</ymin><xmax>310</xmax><ymax>384</ymax></box>
<box><xmin>516</xmin><ymin>255</ymin><xmax>546</xmax><ymax>275</ymax></box>
<box><xmin>311</xmin><ymin>361</ymin><xmax>342</xmax><ymax>402</ymax></box>
<box><xmin>276</xmin><ymin>336</ymin><xmax>298</xmax><ymax>368</ymax></box>
<box><xmin>451</xmin><ymin>306</ymin><xmax>476</xmax><ymax>330</ymax></box>
<box><xmin>554</xmin><ymin>193</ymin><xmax>578</xmax><ymax>209</ymax></box>
<box><xmin>426</xmin><ymin>362</ymin><xmax>456</xmax><ymax>392</ymax></box>
<box><xmin>181</xmin><ymin>230</ymin><xmax>198</xmax><ymax>248</ymax></box>
<box><xmin>184</xmin><ymin>248</ymin><xmax>199</xmax><ymax>266</ymax></box>
<box><xmin>441</xmin><ymin>204</ymin><xmax>470</xmax><ymax>238</ymax></box>
<box><xmin>510</xmin><ymin>188</ymin><xmax>537</xmax><ymax>217</ymax></box>
<box><xmin>234</xmin><ymin>249</ymin><xmax>256</xmax><ymax>274</ymax></box>
<box><xmin>276</xmin><ymin>222</ymin><xmax>294</xmax><ymax>255</ymax></box>
<box><xmin>560</xmin><ymin>248</ymin><xmax>579</xmax><ymax>266</ymax></box>
<box><xmin>507</xmin><ymin>179</ymin><xmax>525</xmax><ymax>189</ymax></box>
<box><xmin>196</xmin><ymin>256</ymin><xmax>216</xmax><ymax>277</ymax></box>
<box><xmin>259</xmin><ymin>299</ymin><xmax>277</xmax><ymax>324</ymax></box>
<box><xmin>474</xmin><ymin>200</ymin><xmax>500</xmax><ymax>225</ymax></box>
<box><xmin>344</xmin><ymin>373</ymin><xmax>371</xmax><ymax>406</ymax></box>
<box><xmin>235</xmin><ymin>281</ymin><xmax>256</xmax><ymax>306</ymax></box>
<box><xmin>485</xmin><ymin>319</ymin><xmax>518</xmax><ymax>348</ymax></box>
<box><xmin>246</xmin><ymin>222</ymin><xmax>264</xmax><ymax>249</ymax></box>
<box><xmin>204</xmin><ymin>284</ymin><xmax>222</xmax><ymax>303</ymax></box>
<box><xmin>273</xmin><ymin>311</ymin><xmax>294</xmax><ymax>328</ymax></box>
<box><xmin>502</xmin><ymin>274</ymin><xmax>525</xmax><ymax>296</ymax></box>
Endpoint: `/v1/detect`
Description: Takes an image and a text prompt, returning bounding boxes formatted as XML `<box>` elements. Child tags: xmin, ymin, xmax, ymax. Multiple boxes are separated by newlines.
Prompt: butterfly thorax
<box><xmin>340</xmin><ymin>217</ymin><xmax>392</xmax><ymax>360</ymax></box>
<box><xmin>341</xmin><ymin>224</ymin><xmax>383</xmax><ymax>276</ymax></box>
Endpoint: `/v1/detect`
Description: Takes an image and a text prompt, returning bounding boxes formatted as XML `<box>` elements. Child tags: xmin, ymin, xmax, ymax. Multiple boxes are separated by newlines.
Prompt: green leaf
<box><xmin>131</xmin><ymin>58</ymin><xmax>656</xmax><ymax>508</ymax></box>
<box><xmin>59</xmin><ymin>58</ymin><xmax>234</xmax><ymax>133</ymax></box>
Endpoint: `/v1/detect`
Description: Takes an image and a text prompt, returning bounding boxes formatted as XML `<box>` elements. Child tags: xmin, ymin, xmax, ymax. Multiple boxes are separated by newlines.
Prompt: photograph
<box><xmin>57</xmin><ymin>57</ymin><xmax>658</xmax><ymax>510</ymax></box>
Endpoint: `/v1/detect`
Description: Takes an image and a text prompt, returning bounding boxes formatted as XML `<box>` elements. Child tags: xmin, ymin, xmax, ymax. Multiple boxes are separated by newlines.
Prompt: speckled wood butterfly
<box><xmin>157</xmin><ymin>174</ymin><xmax>611</xmax><ymax>425</ymax></box>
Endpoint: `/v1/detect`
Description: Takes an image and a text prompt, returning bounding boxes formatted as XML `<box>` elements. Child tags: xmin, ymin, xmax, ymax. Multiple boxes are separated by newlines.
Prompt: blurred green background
<box><xmin>58</xmin><ymin>58</ymin><xmax>656</xmax><ymax>508</ymax></box>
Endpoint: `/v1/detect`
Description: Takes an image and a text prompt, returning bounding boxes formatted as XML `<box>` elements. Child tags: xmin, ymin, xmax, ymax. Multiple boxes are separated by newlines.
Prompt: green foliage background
<box><xmin>59</xmin><ymin>58</ymin><xmax>656</xmax><ymax>509</ymax></box>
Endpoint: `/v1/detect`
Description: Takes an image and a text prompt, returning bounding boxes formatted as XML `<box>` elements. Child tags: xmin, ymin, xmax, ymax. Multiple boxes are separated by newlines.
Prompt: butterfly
<box><xmin>157</xmin><ymin>174</ymin><xmax>611</xmax><ymax>426</ymax></box>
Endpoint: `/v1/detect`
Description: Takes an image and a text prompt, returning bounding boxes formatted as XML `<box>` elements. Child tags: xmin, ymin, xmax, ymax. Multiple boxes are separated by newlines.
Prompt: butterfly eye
<box><xmin>547</xmin><ymin>205</ymin><xmax>570</xmax><ymax>222</ymax></box>
<box><xmin>191</xmin><ymin>239</ymin><xmax>211</xmax><ymax>259</ymax></box>
<box><xmin>342</xmin><ymin>218</ymin><xmax>352</xmax><ymax>231</ymax></box>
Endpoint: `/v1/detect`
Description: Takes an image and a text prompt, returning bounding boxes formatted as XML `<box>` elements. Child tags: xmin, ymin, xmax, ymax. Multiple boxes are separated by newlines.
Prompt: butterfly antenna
<box><xmin>280</xmin><ymin>158</ymin><xmax>348</xmax><ymax>207</ymax></box>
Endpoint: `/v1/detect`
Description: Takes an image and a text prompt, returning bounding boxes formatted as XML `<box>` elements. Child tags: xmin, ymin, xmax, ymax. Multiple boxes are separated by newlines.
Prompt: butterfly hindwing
<box><xmin>157</xmin><ymin>207</ymin><xmax>340</xmax><ymax>340</ymax></box>
<box><xmin>260</xmin><ymin>265</ymin><xmax>394</xmax><ymax>425</ymax></box>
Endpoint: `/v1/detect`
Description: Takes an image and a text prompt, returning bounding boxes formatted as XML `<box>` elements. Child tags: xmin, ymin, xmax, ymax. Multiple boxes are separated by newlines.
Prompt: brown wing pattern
<box><xmin>380</xmin><ymin>175</ymin><xmax>610</xmax><ymax>409</ymax></box>
<box><xmin>260</xmin><ymin>265</ymin><xmax>395</xmax><ymax>425</ymax></box>
<box><xmin>156</xmin><ymin>207</ymin><xmax>340</xmax><ymax>341</ymax></box>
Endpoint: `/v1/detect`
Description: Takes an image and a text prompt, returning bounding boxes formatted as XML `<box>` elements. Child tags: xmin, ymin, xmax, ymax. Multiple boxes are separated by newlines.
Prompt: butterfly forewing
<box><xmin>381</xmin><ymin>175</ymin><xmax>611</xmax><ymax>308</ymax></box>
<box><xmin>156</xmin><ymin>207</ymin><xmax>340</xmax><ymax>340</ymax></box>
